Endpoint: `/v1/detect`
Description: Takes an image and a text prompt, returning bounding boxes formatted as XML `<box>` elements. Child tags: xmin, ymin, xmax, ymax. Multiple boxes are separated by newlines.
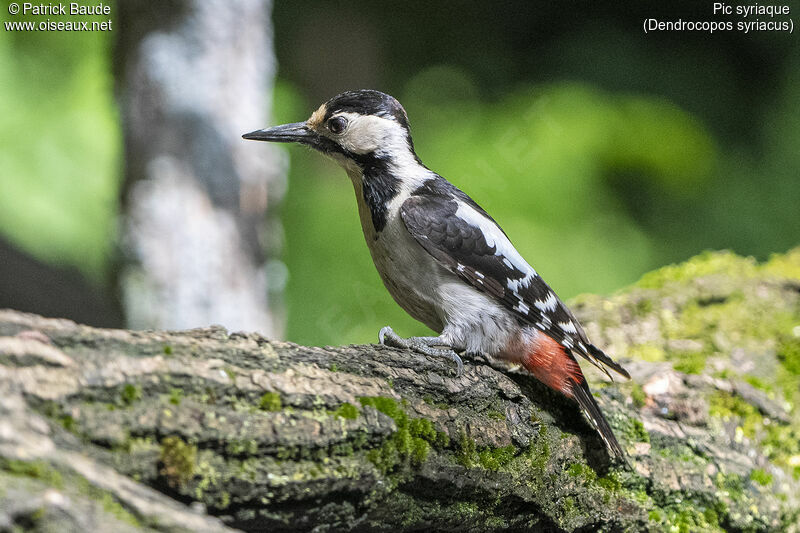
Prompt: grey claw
<box><xmin>379</xmin><ymin>325</ymin><xmax>406</xmax><ymax>348</ymax></box>
<box><xmin>438</xmin><ymin>349</ymin><xmax>463</xmax><ymax>377</ymax></box>
<box><xmin>376</xmin><ymin>326</ymin><xmax>464</xmax><ymax>377</ymax></box>
<box><xmin>453</xmin><ymin>353</ymin><xmax>464</xmax><ymax>377</ymax></box>
<box><xmin>425</xmin><ymin>347</ymin><xmax>463</xmax><ymax>377</ymax></box>
<box><xmin>378</xmin><ymin>326</ymin><xmax>392</xmax><ymax>345</ymax></box>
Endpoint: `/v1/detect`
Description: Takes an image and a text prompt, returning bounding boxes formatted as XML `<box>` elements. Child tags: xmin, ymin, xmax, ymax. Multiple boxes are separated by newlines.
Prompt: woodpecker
<box><xmin>244</xmin><ymin>90</ymin><xmax>631</xmax><ymax>459</ymax></box>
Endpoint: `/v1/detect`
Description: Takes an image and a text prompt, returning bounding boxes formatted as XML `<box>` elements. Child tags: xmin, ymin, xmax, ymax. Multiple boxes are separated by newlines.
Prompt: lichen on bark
<box><xmin>1</xmin><ymin>247</ymin><xmax>800</xmax><ymax>532</ymax></box>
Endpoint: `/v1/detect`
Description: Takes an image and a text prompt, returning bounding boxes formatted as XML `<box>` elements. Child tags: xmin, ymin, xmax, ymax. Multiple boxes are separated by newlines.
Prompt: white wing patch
<box><xmin>506</xmin><ymin>276</ymin><xmax>533</xmax><ymax>292</ymax></box>
<box><xmin>534</xmin><ymin>293</ymin><xmax>558</xmax><ymax>312</ymax></box>
<box><xmin>454</xmin><ymin>202</ymin><xmax>537</xmax><ymax>279</ymax></box>
<box><xmin>558</xmin><ymin>321</ymin><xmax>578</xmax><ymax>334</ymax></box>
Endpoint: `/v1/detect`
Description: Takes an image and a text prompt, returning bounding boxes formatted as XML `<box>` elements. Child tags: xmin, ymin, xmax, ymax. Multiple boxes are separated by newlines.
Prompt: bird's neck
<box><xmin>340</xmin><ymin>150</ymin><xmax>432</xmax><ymax>235</ymax></box>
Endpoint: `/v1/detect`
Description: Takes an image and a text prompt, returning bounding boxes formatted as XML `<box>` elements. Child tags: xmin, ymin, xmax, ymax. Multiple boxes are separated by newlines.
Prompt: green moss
<box><xmin>359</xmin><ymin>396</ymin><xmax>402</xmax><ymax>419</ymax></box>
<box><xmin>630</xmin><ymin>382</ymin><xmax>646</xmax><ymax>408</ymax></box>
<box><xmin>74</xmin><ymin>477</ymin><xmax>141</xmax><ymax>527</ymax></box>
<box><xmin>450</xmin><ymin>501</ymin><xmax>480</xmax><ymax>519</ymax></box>
<box><xmin>434</xmin><ymin>430</ymin><xmax>450</xmax><ymax>448</ymax></box>
<box><xmin>60</xmin><ymin>414</ymin><xmax>76</xmax><ymax>431</ymax></box>
<box><xmin>477</xmin><ymin>445</ymin><xmax>517</xmax><ymax>470</ymax></box>
<box><xmin>761</xmin><ymin>424</ymin><xmax>800</xmax><ymax>478</ymax></box>
<box><xmin>748</xmin><ymin>468</ymin><xmax>773</xmax><ymax>486</ymax></box>
<box><xmin>636</xmin><ymin>250</ymin><xmax>757</xmax><ymax>289</ymax></box>
<box><xmin>162</xmin><ymin>345</ymin><xmax>173</xmax><ymax>355</ymax></box>
<box><xmin>259</xmin><ymin>392</ymin><xmax>282</xmax><ymax>411</ymax></box>
<box><xmin>668</xmin><ymin>506</ymin><xmax>723</xmax><ymax>533</ymax></box>
<box><xmin>560</xmin><ymin>496</ymin><xmax>577</xmax><ymax>521</ymax></box>
<box><xmin>617</xmin><ymin>417</ymin><xmax>649</xmax><ymax>443</ymax></box>
<box><xmin>0</xmin><ymin>459</ymin><xmax>63</xmax><ymax>488</ymax></box>
<box><xmin>333</xmin><ymin>402</ymin><xmax>359</xmax><ymax>419</ymax></box>
<box><xmin>120</xmin><ymin>384</ymin><xmax>141</xmax><ymax>406</ymax></box>
<box><xmin>565</xmin><ymin>461</ymin><xmax>622</xmax><ymax>497</ymax></box>
<box><xmin>597</xmin><ymin>471</ymin><xmax>622</xmax><ymax>492</ymax></box>
<box><xmin>455</xmin><ymin>428</ymin><xmax>477</xmax><ymax>468</ymax></box>
<box><xmin>365</xmin><ymin>443</ymin><xmax>398</xmax><ymax>474</ymax></box>
<box><xmin>159</xmin><ymin>436</ymin><xmax>197</xmax><ymax>487</ymax></box>
<box><xmin>193</xmin><ymin>457</ymin><xmax>221</xmax><ymax>500</ymax></box>
<box><xmin>225</xmin><ymin>439</ymin><xmax>258</xmax><ymax>455</ymax></box>
<box><xmin>409</xmin><ymin>437</ymin><xmax>430</xmax><ymax>465</ymax></box>
<box><xmin>777</xmin><ymin>338</ymin><xmax>800</xmax><ymax>375</ymax></box>
<box><xmin>528</xmin><ymin>426</ymin><xmax>551</xmax><ymax>471</ymax></box>
<box><xmin>672</xmin><ymin>350</ymin><xmax>707</xmax><ymax>374</ymax></box>
<box><xmin>657</xmin><ymin>445</ymin><xmax>703</xmax><ymax>464</ymax></box>
<box><xmin>714</xmin><ymin>472</ymin><xmax>746</xmax><ymax>501</ymax></box>
<box><xmin>408</xmin><ymin>417</ymin><xmax>436</xmax><ymax>441</ymax></box>
<box><xmin>631</xmin><ymin>419</ymin><xmax>649</xmax><ymax>442</ymax></box>
<box><xmin>634</xmin><ymin>298</ymin><xmax>654</xmax><ymax>316</ymax></box>
<box><xmin>627</xmin><ymin>344</ymin><xmax>665</xmax><ymax>362</ymax></box>
<box><xmin>673</xmin><ymin>288</ymin><xmax>795</xmax><ymax>346</ymax></box>
<box><xmin>703</xmin><ymin>507</ymin><xmax>720</xmax><ymax>527</ymax></box>
<box><xmin>567</xmin><ymin>462</ymin><xmax>597</xmax><ymax>481</ymax></box>
<box><xmin>485</xmin><ymin>409</ymin><xmax>506</xmax><ymax>420</ymax></box>
<box><xmin>762</xmin><ymin>248</ymin><xmax>800</xmax><ymax>280</ymax></box>
<box><xmin>743</xmin><ymin>375</ymin><xmax>772</xmax><ymax>393</ymax></box>
<box><xmin>30</xmin><ymin>507</ymin><xmax>46</xmax><ymax>522</ymax></box>
<box><xmin>168</xmin><ymin>388</ymin><xmax>183</xmax><ymax>405</ymax></box>
<box><xmin>643</xmin><ymin>492</ymin><xmax>727</xmax><ymax>533</ymax></box>
<box><xmin>708</xmin><ymin>391</ymin><xmax>762</xmax><ymax>439</ymax></box>
<box><xmin>358</xmin><ymin>396</ymin><xmax>443</xmax><ymax>473</ymax></box>
<box><xmin>714</xmin><ymin>368</ymin><xmax>732</xmax><ymax>379</ymax></box>
<box><xmin>329</xmin><ymin>363</ymin><xmax>339</xmax><ymax>372</ymax></box>
<box><xmin>219</xmin><ymin>491</ymin><xmax>231</xmax><ymax>510</ymax></box>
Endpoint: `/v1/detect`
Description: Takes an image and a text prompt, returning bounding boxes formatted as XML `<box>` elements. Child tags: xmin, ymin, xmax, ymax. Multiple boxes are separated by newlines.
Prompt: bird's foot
<box><xmin>378</xmin><ymin>326</ymin><xmax>464</xmax><ymax>377</ymax></box>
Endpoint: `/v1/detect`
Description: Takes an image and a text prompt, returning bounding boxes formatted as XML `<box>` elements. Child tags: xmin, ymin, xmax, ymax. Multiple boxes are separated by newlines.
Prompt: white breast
<box><xmin>357</xmin><ymin>186</ymin><xmax>448</xmax><ymax>332</ymax></box>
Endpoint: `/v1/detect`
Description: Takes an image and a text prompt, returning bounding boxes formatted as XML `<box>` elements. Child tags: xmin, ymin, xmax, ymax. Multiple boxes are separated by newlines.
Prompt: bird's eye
<box><xmin>328</xmin><ymin>116</ymin><xmax>348</xmax><ymax>134</ymax></box>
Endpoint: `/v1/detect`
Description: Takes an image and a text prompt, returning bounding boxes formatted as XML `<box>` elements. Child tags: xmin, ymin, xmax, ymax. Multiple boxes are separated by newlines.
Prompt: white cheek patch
<box><xmin>330</xmin><ymin>113</ymin><xmax>408</xmax><ymax>156</ymax></box>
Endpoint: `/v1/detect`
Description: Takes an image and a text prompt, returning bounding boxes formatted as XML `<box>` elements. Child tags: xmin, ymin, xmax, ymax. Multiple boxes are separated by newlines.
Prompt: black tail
<box><xmin>585</xmin><ymin>343</ymin><xmax>631</xmax><ymax>380</ymax></box>
<box><xmin>571</xmin><ymin>379</ymin><xmax>627</xmax><ymax>461</ymax></box>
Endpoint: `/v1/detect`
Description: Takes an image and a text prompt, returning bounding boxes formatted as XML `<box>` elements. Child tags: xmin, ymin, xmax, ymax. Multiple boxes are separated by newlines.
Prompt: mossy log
<box><xmin>2</xmin><ymin>248</ymin><xmax>800</xmax><ymax>532</ymax></box>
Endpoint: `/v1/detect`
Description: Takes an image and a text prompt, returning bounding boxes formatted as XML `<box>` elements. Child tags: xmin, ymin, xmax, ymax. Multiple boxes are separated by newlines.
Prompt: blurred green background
<box><xmin>1</xmin><ymin>0</ymin><xmax>798</xmax><ymax>346</ymax></box>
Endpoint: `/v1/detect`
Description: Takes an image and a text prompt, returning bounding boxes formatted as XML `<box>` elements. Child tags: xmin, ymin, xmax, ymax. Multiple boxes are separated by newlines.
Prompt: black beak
<box><xmin>242</xmin><ymin>122</ymin><xmax>316</xmax><ymax>144</ymax></box>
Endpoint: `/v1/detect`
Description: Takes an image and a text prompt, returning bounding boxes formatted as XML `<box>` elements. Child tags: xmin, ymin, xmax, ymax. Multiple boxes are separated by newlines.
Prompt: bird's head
<box><xmin>243</xmin><ymin>90</ymin><xmax>419</xmax><ymax>171</ymax></box>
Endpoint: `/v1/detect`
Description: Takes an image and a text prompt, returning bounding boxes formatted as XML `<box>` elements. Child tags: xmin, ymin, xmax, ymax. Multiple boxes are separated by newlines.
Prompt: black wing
<box><xmin>400</xmin><ymin>179</ymin><xmax>629</xmax><ymax>379</ymax></box>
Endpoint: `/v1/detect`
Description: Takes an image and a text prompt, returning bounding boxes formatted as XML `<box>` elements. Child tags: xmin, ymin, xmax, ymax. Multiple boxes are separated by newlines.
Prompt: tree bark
<box><xmin>114</xmin><ymin>0</ymin><xmax>284</xmax><ymax>335</ymax></box>
<box><xmin>1</xmin><ymin>248</ymin><xmax>799</xmax><ymax>532</ymax></box>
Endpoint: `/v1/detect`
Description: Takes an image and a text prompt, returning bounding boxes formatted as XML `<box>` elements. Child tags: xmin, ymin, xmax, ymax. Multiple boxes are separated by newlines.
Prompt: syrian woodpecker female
<box><xmin>244</xmin><ymin>90</ymin><xmax>631</xmax><ymax>459</ymax></box>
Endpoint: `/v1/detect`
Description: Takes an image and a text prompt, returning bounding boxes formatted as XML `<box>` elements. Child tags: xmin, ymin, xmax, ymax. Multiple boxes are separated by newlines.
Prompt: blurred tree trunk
<box><xmin>114</xmin><ymin>0</ymin><xmax>284</xmax><ymax>336</ymax></box>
